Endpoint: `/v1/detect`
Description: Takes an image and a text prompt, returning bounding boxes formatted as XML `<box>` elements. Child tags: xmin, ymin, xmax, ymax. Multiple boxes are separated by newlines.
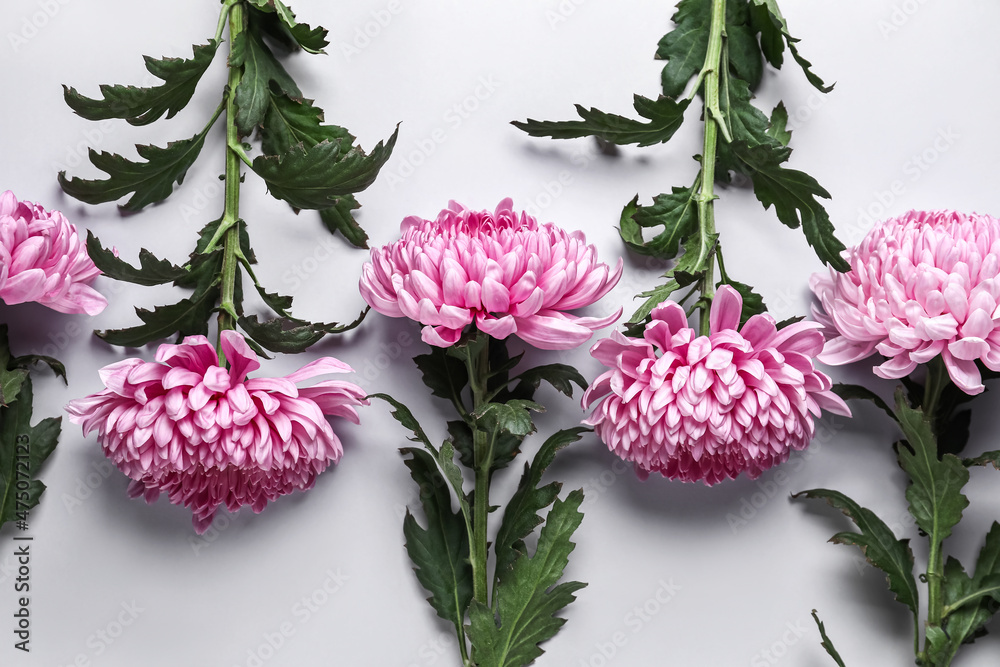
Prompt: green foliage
<box><xmin>810</xmin><ymin>610</ymin><xmax>846</xmax><ymax>667</ymax></box>
<box><xmin>831</xmin><ymin>383</ymin><xmax>896</xmax><ymax>422</ymax></box>
<box><xmin>63</xmin><ymin>40</ymin><xmax>220</xmax><ymax>126</ymax></box>
<box><xmin>246</xmin><ymin>0</ymin><xmax>328</xmax><ymax>53</ymax></box>
<box><xmin>467</xmin><ymin>491</ymin><xmax>587</xmax><ymax>667</ymax></box>
<box><xmin>509</xmin><ymin>364</ymin><xmax>587</xmax><ymax>400</ymax></box>
<box><xmin>493</xmin><ymin>428</ymin><xmax>587</xmax><ymax>584</ymax></box>
<box><xmin>894</xmin><ymin>390</ymin><xmax>970</xmax><ymax>543</ymax></box>
<box><xmin>512</xmin><ymin>96</ymin><xmax>690</xmax><ymax>147</ymax></box>
<box><xmin>794</xmin><ymin>488</ymin><xmax>919</xmax><ymax>616</ymax></box>
<box><xmin>0</xmin><ymin>328</ymin><xmax>62</xmax><ymax>534</ymax></box>
<box><xmin>514</xmin><ymin>0</ymin><xmax>846</xmax><ymax>333</ymax></box>
<box><xmin>58</xmin><ymin>126</ymin><xmax>215</xmax><ymax>212</ymax></box>
<box><xmin>400</xmin><ymin>446</ymin><xmax>474</xmax><ymax>639</ymax></box>
<box><xmin>619</xmin><ymin>188</ymin><xmax>697</xmax><ymax>259</ymax></box>
<box><xmin>251</xmin><ymin>128</ymin><xmax>399</xmax><ymax>210</ymax></box>
<box><xmin>60</xmin><ymin>0</ymin><xmax>396</xmax><ymax>353</ymax></box>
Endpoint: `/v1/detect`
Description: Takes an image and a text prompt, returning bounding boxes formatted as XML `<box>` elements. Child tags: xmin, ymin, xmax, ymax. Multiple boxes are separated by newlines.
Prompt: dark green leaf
<box><xmin>965</xmin><ymin>451</ymin><xmax>1000</xmax><ymax>469</ymax></box>
<box><xmin>724</xmin><ymin>1</ymin><xmax>763</xmax><ymax>91</ymax></box>
<box><xmin>400</xmin><ymin>446</ymin><xmax>473</xmax><ymax>638</ymax></box>
<box><xmin>810</xmin><ymin>610</ymin><xmax>846</xmax><ymax>667</ymax></box>
<box><xmin>247</xmin><ymin>0</ymin><xmax>329</xmax><ymax>53</ymax></box>
<box><xmin>831</xmin><ymin>383</ymin><xmax>896</xmax><ymax>422</ymax></box>
<box><xmin>628</xmin><ymin>280</ymin><xmax>679</xmax><ymax>325</ymax></box>
<box><xmin>721</xmin><ymin>279</ymin><xmax>766</xmax><ymax>327</ymax></box>
<box><xmin>63</xmin><ymin>40</ymin><xmax>220</xmax><ymax>126</ymax></box>
<box><xmin>99</xmin><ymin>286</ymin><xmax>220</xmax><ymax>347</ymax></box>
<box><xmin>413</xmin><ymin>346</ymin><xmax>469</xmax><ymax>404</ymax></box>
<box><xmin>794</xmin><ymin>488</ymin><xmax>919</xmax><ymax>615</ymax></box>
<box><xmin>58</xmin><ymin>129</ymin><xmax>213</xmax><ymax>211</ymax></box>
<box><xmin>447</xmin><ymin>420</ymin><xmax>522</xmax><ymax>472</ymax></box>
<box><xmin>238</xmin><ymin>309</ymin><xmax>366</xmax><ymax>354</ymax></box>
<box><xmin>725</xmin><ymin>140</ymin><xmax>848</xmax><ymax>271</ymax></box>
<box><xmin>767</xmin><ymin>103</ymin><xmax>791</xmax><ymax>146</ymax></box>
<box><xmin>494</xmin><ymin>428</ymin><xmax>587</xmax><ymax>582</ymax></box>
<box><xmin>511</xmin><ymin>364</ymin><xmax>587</xmax><ymax>399</ymax></box>
<box><xmin>620</xmin><ymin>188</ymin><xmax>698</xmax><ymax>259</ymax></box>
<box><xmin>0</xmin><ymin>365</ymin><xmax>27</xmax><ymax>408</ymax></box>
<box><xmin>467</xmin><ymin>490</ymin><xmax>587</xmax><ymax>667</ymax></box>
<box><xmin>260</xmin><ymin>94</ymin><xmax>353</xmax><ymax>156</ymax></box>
<box><xmin>942</xmin><ymin>557</ymin><xmax>993</xmax><ymax>654</ymax></box>
<box><xmin>231</xmin><ymin>15</ymin><xmax>302</xmax><ymax>135</ymax></box>
<box><xmin>9</xmin><ymin>356</ymin><xmax>66</xmax><ymax>384</ymax></box>
<box><xmin>474</xmin><ymin>400</ymin><xmax>544</xmax><ymax>438</ymax></box>
<box><xmin>319</xmin><ymin>196</ymin><xmax>369</xmax><ymax>248</ymax></box>
<box><xmin>251</xmin><ymin>128</ymin><xmax>398</xmax><ymax>209</ymax></box>
<box><xmin>0</xmin><ymin>378</ymin><xmax>61</xmax><ymax>532</ymax></box>
<box><xmin>748</xmin><ymin>0</ymin><xmax>833</xmax><ymax>92</ymax></box>
<box><xmin>370</xmin><ymin>393</ymin><xmax>435</xmax><ymax>452</ymax></box>
<box><xmin>512</xmin><ymin>96</ymin><xmax>690</xmax><ymax>148</ymax></box>
<box><xmin>656</xmin><ymin>0</ymin><xmax>763</xmax><ymax>97</ymax></box>
<box><xmin>655</xmin><ymin>0</ymin><xmax>710</xmax><ymax>98</ymax></box>
<box><xmin>86</xmin><ymin>231</ymin><xmax>187</xmax><ymax>286</ymax></box>
<box><xmin>894</xmin><ymin>388</ymin><xmax>970</xmax><ymax>542</ymax></box>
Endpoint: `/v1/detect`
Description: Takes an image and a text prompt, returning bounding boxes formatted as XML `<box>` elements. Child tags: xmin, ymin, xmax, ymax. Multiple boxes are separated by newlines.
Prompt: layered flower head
<box><xmin>66</xmin><ymin>331</ymin><xmax>367</xmax><ymax>533</ymax></box>
<box><xmin>811</xmin><ymin>210</ymin><xmax>1000</xmax><ymax>394</ymax></box>
<box><xmin>0</xmin><ymin>190</ymin><xmax>106</xmax><ymax>315</ymax></box>
<box><xmin>583</xmin><ymin>286</ymin><xmax>850</xmax><ymax>485</ymax></box>
<box><xmin>360</xmin><ymin>198</ymin><xmax>623</xmax><ymax>349</ymax></box>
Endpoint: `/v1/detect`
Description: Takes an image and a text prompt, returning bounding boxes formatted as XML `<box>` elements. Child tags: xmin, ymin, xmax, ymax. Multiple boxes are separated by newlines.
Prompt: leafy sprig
<box><xmin>800</xmin><ymin>366</ymin><xmax>1000</xmax><ymax>666</ymax></box>
<box><xmin>514</xmin><ymin>0</ymin><xmax>846</xmax><ymax>331</ymax></box>
<box><xmin>60</xmin><ymin>0</ymin><xmax>396</xmax><ymax>353</ymax></box>
<box><xmin>0</xmin><ymin>326</ymin><xmax>63</xmax><ymax>535</ymax></box>
<box><xmin>376</xmin><ymin>333</ymin><xmax>589</xmax><ymax>665</ymax></box>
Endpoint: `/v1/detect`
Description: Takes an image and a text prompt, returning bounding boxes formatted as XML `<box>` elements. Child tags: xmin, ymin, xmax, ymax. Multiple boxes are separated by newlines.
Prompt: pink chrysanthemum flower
<box><xmin>66</xmin><ymin>330</ymin><xmax>367</xmax><ymax>533</ymax></box>
<box><xmin>359</xmin><ymin>198</ymin><xmax>623</xmax><ymax>349</ymax></box>
<box><xmin>583</xmin><ymin>286</ymin><xmax>850</xmax><ymax>485</ymax></box>
<box><xmin>0</xmin><ymin>190</ymin><xmax>106</xmax><ymax>315</ymax></box>
<box><xmin>811</xmin><ymin>210</ymin><xmax>1000</xmax><ymax>395</ymax></box>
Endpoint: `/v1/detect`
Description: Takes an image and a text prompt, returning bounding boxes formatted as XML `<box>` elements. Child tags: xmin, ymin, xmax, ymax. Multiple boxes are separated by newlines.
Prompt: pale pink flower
<box><xmin>583</xmin><ymin>286</ymin><xmax>850</xmax><ymax>485</ymax></box>
<box><xmin>811</xmin><ymin>210</ymin><xmax>1000</xmax><ymax>395</ymax></box>
<box><xmin>359</xmin><ymin>198</ymin><xmax>623</xmax><ymax>349</ymax></box>
<box><xmin>0</xmin><ymin>190</ymin><xmax>106</xmax><ymax>315</ymax></box>
<box><xmin>66</xmin><ymin>330</ymin><xmax>367</xmax><ymax>533</ymax></box>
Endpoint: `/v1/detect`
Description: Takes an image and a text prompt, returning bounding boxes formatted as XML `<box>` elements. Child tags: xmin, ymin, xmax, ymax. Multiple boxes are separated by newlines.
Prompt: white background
<box><xmin>2</xmin><ymin>0</ymin><xmax>1000</xmax><ymax>665</ymax></box>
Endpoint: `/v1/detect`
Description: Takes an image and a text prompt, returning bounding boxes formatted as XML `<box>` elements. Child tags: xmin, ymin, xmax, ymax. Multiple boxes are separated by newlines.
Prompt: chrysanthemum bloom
<box><xmin>66</xmin><ymin>330</ymin><xmax>367</xmax><ymax>533</ymax></box>
<box><xmin>0</xmin><ymin>190</ymin><xmax>106</xmax><ymax>315</ymax></box>
<box><xmin>583</xmin><ymin>286</ymin><xmax>850</xmax><ymax>485</ymax></box>
<box><xmin>811</xmin><ymin>210</ymin><xmax>1000</xmax><ymax>395</ymax></box>
<box><xmin>359</xmin><ymin>198</ymin><xmax>623</xmax><ymax>349</ymax></box>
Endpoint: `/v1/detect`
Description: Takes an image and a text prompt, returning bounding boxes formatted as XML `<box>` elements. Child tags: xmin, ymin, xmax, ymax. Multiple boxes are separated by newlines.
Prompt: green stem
<box><xmin>920</xmin><ymin>356</ymin><xmax>949</xmax><ymax>664</ymax></box>
<box><xmin>468</xmin><ymin>336</ymin><xmax>492</xmax><ymax>608</ymax></box>
<box><xmin>216</xmin><ymin>0</ymin><xmax>245</xmax><ymax>363</ymax></box>
<box><xmin>922</xmin><ymin>356</ymin><xmax>947</xmax><ymax>427</ymax></box>
<box><xmin>695</xmin><ymin>0</ymin><xmax>726</xmax><ymax>336</ymax></box>
<box><xmin>215</xmin><ymin>0</ymin><xmax>240</xmax><ymax>43</ymax></box>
